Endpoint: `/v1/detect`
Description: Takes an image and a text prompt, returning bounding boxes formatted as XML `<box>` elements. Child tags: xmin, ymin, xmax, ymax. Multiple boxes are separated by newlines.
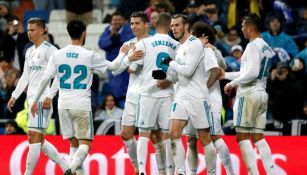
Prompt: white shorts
<box><xmin>121</xmin><ymin>101</ymin><xmax>137</xmax><ymax>126</ymax></box>
<box><xmin>27</xmin><ymin>101</ymin><xmax>52</xmax><ymax>130</ymax></box>
<box><xmin>170</xmin><ymin>99</ymin><xmax>211</xmax><ymax>129</ymax></box>
<box><xmin>184</xmin><ymin>111</ymin><xmax>223</xmax><ymax>137</ymax></box>
<box><xmin>58</xmin><ymin>109</ymin><xmax>94</xmax><ymax>140</ymax></box>
<box><xmin>136</xmin><ymin>95</ymin><xmax>173</xmax><ymax>130</ymax></box>
<box><xmin>233</xmin><ymin>90</ymin><xmax>267</xmax><ymax>130</ymax></box>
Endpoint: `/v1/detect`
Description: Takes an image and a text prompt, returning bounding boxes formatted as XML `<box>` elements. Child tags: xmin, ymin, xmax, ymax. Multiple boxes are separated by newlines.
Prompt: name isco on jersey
<box><xmin>66</xmin><ymin>52</ymin><xmax>79</xmax><ymax>59</ymax></box>
<box><xmin>151</xmin><ymin>40</ymin><xmax>177</xmax><ymax>50</ymax></box>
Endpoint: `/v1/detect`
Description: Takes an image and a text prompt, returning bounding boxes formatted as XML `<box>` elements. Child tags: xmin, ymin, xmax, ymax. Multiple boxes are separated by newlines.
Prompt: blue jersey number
<box><xmin>257</xmin><ymin>57</ymin><xmax>272</xmax><ymax>79</ymax></box>
<box><xmin>156</xmin><ymin>52</ymin><xmax>170</xmax><ymax>72</ymax></box>
<box><xmin>59</xmin><ymin>64</ymin><xmax>87</xmax><ymax>89</ymax></box>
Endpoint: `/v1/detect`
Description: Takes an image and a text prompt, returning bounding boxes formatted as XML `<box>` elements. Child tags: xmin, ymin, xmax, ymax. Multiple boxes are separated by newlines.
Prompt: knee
<box><xmin>169</xmin><ymin>130</ymin><xmax>182</xmax><ymax>139</ymax></box>
<box><xmin>187</xmin><ymin>136</ymin><xmax>197</xmax><ymax>145</ymax></box>
<box><xmin>120</xmin><ymin>130</ymin><xmax>133</xmax><ymax>141</ymax></box>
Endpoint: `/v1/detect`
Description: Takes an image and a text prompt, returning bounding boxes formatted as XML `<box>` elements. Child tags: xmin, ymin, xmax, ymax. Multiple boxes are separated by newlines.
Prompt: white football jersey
<box><xmin>113</xmin><ymin>38</ymin><xmax>142</xmax><ymax>104</ymax></box>
<box><xmin>169</xmin><ymin>35</ymin><xmax>208</xmax><ymax>101</ymax></box>
<box><xmin>12</xmin><ymin>41</ymin><xmax>57</xmax><ymax>102</ymax></box>
<box><xmin>134</xmin><ymin>33</ymin><xmax>179</xmax><ymax>98</ymax></box>
<box><xmin>43</xmin><ymin>45</ymin><xmax>112</xmax><ymax>111</ymax></box>
<box><xmin>204</xmin><ymin>48</ymin><xmax>222</xmax><ymax>112</ymax></box>
<box><xmin>225</xmin><ymin>38</ymin><xmax>275</xmax><ymax>96</ymax></box>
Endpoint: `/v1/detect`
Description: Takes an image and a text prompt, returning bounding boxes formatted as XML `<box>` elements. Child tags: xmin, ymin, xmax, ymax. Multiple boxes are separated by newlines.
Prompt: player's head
<box><xmin>171</xmin><ymin>14</ymin><xmax>189</xmax><ymax>41</ymax></box>
<box><xmin>130</xmin><ymin>11</ymin><xmax>148</xmax><ymax>37</ymax></box>
<box><xmin>241</xmin><ymin>13</ymin><xmax>262</xmax><ymax>39</ymax></box>
<box><xmin>156</xmin><ymin>12</ymin><xmax>172</xmax><ymax>31</ymax></box>
<box><xmin>27</xmin><ymin>17</ymin><xmax>46</xmax><ymax>43</ymax></box>
<box><xmin>67</xmin><ymin>20</ymin><xmax>86</xmax><ymax>45</ymax></box>
<box><xmin>191</xmin><ymin>21</ymin><xmax>216</xmax><ymax>44</ymax></box>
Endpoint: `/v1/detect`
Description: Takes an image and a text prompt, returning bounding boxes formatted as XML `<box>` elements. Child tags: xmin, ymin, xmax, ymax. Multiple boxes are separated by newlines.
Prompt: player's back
<box><xmin>137</xmin><ymin>33</ymin><xmax>179</xmax><ymax>98</ymax></box>
<box><xmin>53</xmin><ymin>45</ymin><xmax>98</xmax><ymax>111</ymax></box>
<box><xmin>238</xmin><ymin>38</ymin><xmax>275</xmax><ymax>95</ymax></box>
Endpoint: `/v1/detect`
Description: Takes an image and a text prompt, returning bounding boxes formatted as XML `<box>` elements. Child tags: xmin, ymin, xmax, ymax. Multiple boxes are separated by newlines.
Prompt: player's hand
<box><xmin>7</xmin><ymin>97</ymin><xmax>16</xmax><ymax>113</ymax></box>
<box><xmin>31</xmin><ymin>102</ymin><xmax>38</xmax><ymax>117</ymax></box>
<box><xmin>161</xmin><ymin>57</ymin><xmax>172</xmax><ymax>66</ymax></box>
<box><xmin>224</xmin><ymin>83</ymin><xmax>233</xmax><ymax>95</ymax></box>
<box><xmin>128</xmin><ymin>50</ymin><xmax>144</xmax><ymax>61</ymax></box>
<box><xmin>218</xmin><ymin>68</ymin><xmax>225</xmax><ymax>80</ymax></box>
<box><xmin>43</xmin><ymin>97</ymin><xmax>52</xmax><ymax>109</ymax></box>
<box><xmin>120</xmin><ymin>44</ymin><xmax>130</xmax><ymax>55</ymax></box>
<box><xmin>157</xmin><ymin>79</ymin><xmax>172</xmax><ymax>89</ymax></box>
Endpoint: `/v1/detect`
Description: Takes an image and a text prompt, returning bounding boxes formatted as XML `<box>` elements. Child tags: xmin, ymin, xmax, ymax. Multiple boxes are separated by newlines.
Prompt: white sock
<box><xmin>163</xmin><ymin>139</ymin><xmax>175</xmax><ymax>175</ymax></box>
<box><xmin>186</xmin><ymin>142</ymin><xmax>198</xmax><ymax>175</ymax></box>
<box><xmin>255</xmin><ymin>139</ymin><xmax>274</xmax><ymax>175</ymax></box>
<box><xmin>214</xmin><ymin>138</ymin><xmax>235</xmax><ymax>175</ymax></box>
<box><xmin>203</xmin><ymin>142</ymin><xmax>217</xmax><ymax>175</ymax></box>
<box><xmin>123</xmin><ymin>138</ymin><xmax>138</xmax><ymax>171</ymax></box>
<box><xmin>42</xmin><ymin>140</ymin><xmax>69</xmax><ymax>172</ymax></box>
<box><xmin>70</xmin><ymin>147</ymin><xmax>85</xmax><ymax>175</ymax></box>
<box><xmin>239</xmin><ymin>140</ymin><xmax>259</xmax><ymax>175</ymax></box>
<box><xmin>153</xmin><ymin>141</ymin><xmax>166</xmax><ymax>174</ymax></box>
<box><xmin>70</xmin><ymin>144</ymin><xmax>89</xmax><ymax>173</ymax></box>
<box><xmin>171</xmin><ymin>139</ymin><xmax>186</xmax><ymax>174</ymax></box>
<box><xmin>24</xmin><ymin>143</ymin><xmax>41</xmax><ymax>175</ymax></box>
<box><xmin>137</xmin><ymin>137</ymin><xmax>149</xmax><ymax>174</ymax></box>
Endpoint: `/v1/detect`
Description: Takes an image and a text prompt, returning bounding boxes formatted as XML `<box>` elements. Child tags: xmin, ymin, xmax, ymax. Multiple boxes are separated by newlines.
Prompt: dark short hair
<box><xmin>191</xmin><ymin>21</ymin><xmax>216</xmax><ymax>44</ymax></box>
<box><xmin>156</xmin><ymin>12</ymin><xmax>172</xmax><ymax>27</ymax></box>
<box><xmin>244</xmin><ymin>13</ymin><xmax>262</xmax><ymax>32</ymax></box>
<box><xmin>7</xmin><ymin>16</ymin><xmax>19</xmax><ymax>23</ymax></box>
<box><xmin>67</xmin><ymin>20</ymin><xmax>86</xmax><ymax>40</ymax></box>
<box><xmin>27</xmin><ymin>17</ymin><xmax>46</xmax><ymax>29</ymax></box>
<box><xmin>112</xmin><ymin>10</ymin><xmax>125</xmax><ymax>18</ymax></box>
<box><xmin>130</xmin><ymin>11</ymin><xmax>148</xmax><ymax>23</ymax></box>
<box><xmin>172</xmin><ymin>14</ymin><xmax>189</xmax><ymax>25</ymax></box>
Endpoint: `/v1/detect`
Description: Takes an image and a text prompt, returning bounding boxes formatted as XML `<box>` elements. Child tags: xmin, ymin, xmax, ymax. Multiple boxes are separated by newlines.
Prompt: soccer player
<box><xmin>184</xmin><ymin>21</ymin><xmax>236</xmax><ymax>175</ymax></box>
<box><xmin>7</xmin><ymin>17</ymin><xmax>69</xmax><ymax>175</ymax></box>
<box><xmin>130</xmin><ymin>12</ymin><xmax>179</xmax><ymax>175</ymax></box>
<box><xmin>221</xmin><ymin>13</ymin><xmax>275</xmax><ymax>175</ymax></box>
<box><xmin>112</xmin><ymin>11</ymin><xmax>167</xmax><ymax>174</ymax></box>
<box><xmin>162</xmin><ymin>14</ymin><xmax>217</xmax><ymax>175</ymax></box>
<box><xmin>30</xmin><ymin>20</ymin><xmax>137</xmax><ymax>175</ymax></box>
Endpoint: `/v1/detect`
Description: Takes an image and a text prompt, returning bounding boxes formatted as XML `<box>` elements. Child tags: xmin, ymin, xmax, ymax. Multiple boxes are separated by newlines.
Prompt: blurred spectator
<box><xmin>98</xmin><ymin>11</ymin><xmax>134</xmax><ymax>107</ymax></box>
<box><xmin>303</xmin><ymin>101</ymin><xmax>307</xmax><ymax>118</ymax></box>
<box><xmin>4</xmin><ymin>119</ymin><xmax>25</xmax><ymax>135</ymax></box>
<box><xmin>65</xmin><ymin>0</ymin><xmax>93</xmax><ymax>25</ymax></box>
<box><xmin>261</xmin><ymin>15</ymin><xmax>299</xmax><ymax>58</ymax></box>
<box><xmin>230</xmin><ymin>44</ymin><xmax>243</xmax><ymax>63</ymax></box>
<box><xmin>296</xmin><ymin>7</ymin><xmax>307</xmax><ymax>35</ymax></box>
<box><xmin>95</xmin><ymin>94</ymin><xmax>123</xmax><ymax>120</ymax></box>
<box><xmin>117</xmin><ymin>0</ymin><xmax>149</xmax><ymax>19</ymax></box>
<box><xmin>0</xmin><ymin>16</ymin><xmax>29</xmax><ymax>72</ymax></box>
<box><xmin>144</xmin><ymin>0</ymin><xmax>174</xmax><ymax>20</ymax></box>
<box><xmin>148</xmin><ymin>11</ymin><xmax>158</xmax><ymax>35</ymax></box>
<box><xmin>43</xmin><ymin>27</ymin><xmax>60</xmax><ymax>49</ymax></box>
<box><xmin>214</xmin><ymin>25</ymin><xmax>230</xmax><ymax>56</ymax></box>
<box><xmin>267</xmin><ymin>61</ymin><xmax>306</xmax><ymax>134</ymax></box>
<box><xmin>0</xmin><ymin>1</ymin><xmax>11</xmax><ymax>32</ymax></box>
<box><xmin>227</xmin><ymin>0</ymin><xmax>260</xmax><ymax>30</ymax></box>
<box><xmin>32</xmin><ymin>0</ymin><xmax>65</xmax><ymax>12</ymax></box>
<box><xmin>223</xmin><ymin>27</ymin><xmax>242</xmax><ymax>50</ymax></box>
<box><xmin>295</xmin><ymin>48</ymin><xmax>307</xmax><ymax>74</ymax></box>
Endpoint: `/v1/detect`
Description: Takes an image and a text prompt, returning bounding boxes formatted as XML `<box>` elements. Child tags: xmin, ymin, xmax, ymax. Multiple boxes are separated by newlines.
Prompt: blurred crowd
<box><xmin>0</xmin><ymin>0</ymin><xmax>306</xmax><ymax>135</ymax></box>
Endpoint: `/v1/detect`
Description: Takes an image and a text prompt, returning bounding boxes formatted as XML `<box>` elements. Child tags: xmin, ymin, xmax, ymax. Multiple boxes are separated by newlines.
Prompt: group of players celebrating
<box><xmin>7</xmin><ymin>10</ymin><xmax>275</xmax><ymax>175</ymax></box>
